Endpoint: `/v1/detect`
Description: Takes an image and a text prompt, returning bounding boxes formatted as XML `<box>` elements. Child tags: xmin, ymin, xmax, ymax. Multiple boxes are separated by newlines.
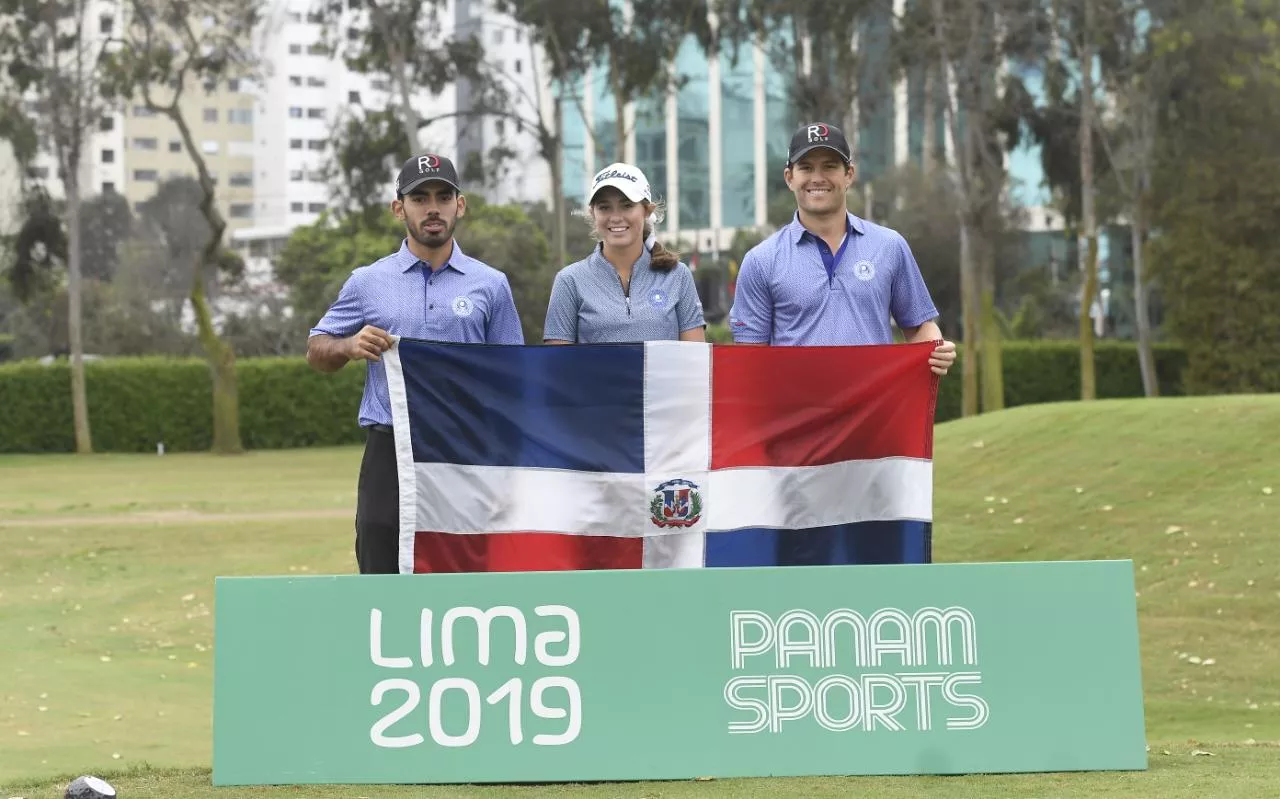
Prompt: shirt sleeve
<box><xmin>675</xmin><ymin>264</ymin><xmax>706</xmax><ymax>332</ymax></box>
<box><xmin>308</xmin><ymin>269</ymin><xmax>365</xmax><ymax>338</ymax></box>
<box><xmin>542</xmin><ymin>269</ymin><xmax>580</xmax><ymax>342</ymax></box>
<box><xmin>728</xmin><ymin>246</ymin><xmax>773</xmax><ymax>344</ymax></box>
<box><xmin>485</xmin><ymin>274</ymin><xmax>526</xmax><ymax>345</ymax></box>
<box><xmin>890</xmin><ymin>234</ymin><xmax>940</xmax><ymax>330</ymax></box>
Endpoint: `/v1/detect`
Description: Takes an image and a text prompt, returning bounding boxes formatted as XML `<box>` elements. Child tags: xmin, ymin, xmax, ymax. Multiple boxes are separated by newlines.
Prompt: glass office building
<box><xmin>555</xmin><ymin>5</ymin><xmax>1051</xmax><ymax>257</ymax></box>
<box><xmin>558</xmin><ymin>28</ymin><xmax>801</xmax><ymax>255</ymax></box>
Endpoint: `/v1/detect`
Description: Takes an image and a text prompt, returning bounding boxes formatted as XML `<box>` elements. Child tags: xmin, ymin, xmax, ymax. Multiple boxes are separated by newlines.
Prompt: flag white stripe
<box><xmin>409</xmin><ymin>457</ymin><xmax>931</xmax><ymax>537</ymax></box>
<box><xmin>642</xmin><ymin>341</ymin><xmax>711</xmax><ymax>479</ymax></box>
<box><xmin>413</xmin><ymin>463</ymin><xmax>651</xmax><ymax>536</ymax></box>
<box><xmin>642</xmin><ymin>341</ymin><xmax>710</xmax><ymax>566</ymax></box>
<box><xmin>383</xmin><ymin>341</ymin><xmax>419</xmax><ymax>574</ymax></box>
<box><xmin>642</xmin><ymin>533</ymin><xmax>707</xmax><ymax>569</ymax></box>
<box><xmin>707</xmin><ymin>458</ymin><xmax>933</xmax><ymax>532</ymax></box>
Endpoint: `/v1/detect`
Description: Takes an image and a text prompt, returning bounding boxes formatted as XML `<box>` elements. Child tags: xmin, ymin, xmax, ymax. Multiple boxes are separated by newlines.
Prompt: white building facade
<box><xmin>234</xmin><ymin>0</ymin><xmax>551</xmax><ymax>249</ymax></box>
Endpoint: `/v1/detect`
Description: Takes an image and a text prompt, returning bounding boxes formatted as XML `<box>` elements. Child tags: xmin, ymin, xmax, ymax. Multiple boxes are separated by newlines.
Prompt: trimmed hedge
<box><xmin>0</xmin><ymin>341</ymin><xmax>1187</xmax><ymax>453</ymax></box>
<box><xmin>0</xmin><ymin>357</ymin><xmax>366</xmax><ymax>454</ymax></box>
<box><xmin>933</xmin><ymin>340</ymin><xmax>1188</xmax><ymax>422</ymax></box>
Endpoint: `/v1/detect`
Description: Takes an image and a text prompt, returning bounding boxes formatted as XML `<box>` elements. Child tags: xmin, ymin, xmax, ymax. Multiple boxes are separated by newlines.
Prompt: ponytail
<box><xmin>644</xmin><ymin>224</ymin><xmax>680</xmax><ymax>272</ymax></box>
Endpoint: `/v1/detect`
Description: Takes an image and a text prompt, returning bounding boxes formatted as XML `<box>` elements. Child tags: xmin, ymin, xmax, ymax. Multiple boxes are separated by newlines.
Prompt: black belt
<box><xmin>367</xmin><ymin>424</ymin><xmax>394</xmax><ymax>434</ymax></box>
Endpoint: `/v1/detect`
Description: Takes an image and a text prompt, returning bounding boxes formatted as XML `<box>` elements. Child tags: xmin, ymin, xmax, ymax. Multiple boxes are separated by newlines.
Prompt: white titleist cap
<box><xmin>589</xmin><ymin>162</ymin><xmax>652</xmax><ymax>204</ymax></box>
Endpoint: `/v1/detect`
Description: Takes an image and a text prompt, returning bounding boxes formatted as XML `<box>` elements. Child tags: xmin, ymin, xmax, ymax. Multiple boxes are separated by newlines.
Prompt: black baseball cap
<box><xmin>396</xmin><ymin>153</ymin><xmax>461</xmax><ymax>195</ymax></box>
<box><xmin>787</xmin><ymin>122</ymin><xmax>852</xmax><ymax>166</ymax></box>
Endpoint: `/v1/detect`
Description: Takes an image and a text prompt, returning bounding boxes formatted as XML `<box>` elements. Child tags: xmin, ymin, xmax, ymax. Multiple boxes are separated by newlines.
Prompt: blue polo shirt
<box><xmin>543</xmin><ymin>245</ymin><xmax>705</xmax><ymax>343</ymax></box>
<box><xmin>309</xmin><ymin>238</ymin><xmax>524</xmax><ymax>427</ymax></box>
<box><xmin>728</xmin><ymin>212</ymin><xmax>939</xmax><ymax>346</ymax></box>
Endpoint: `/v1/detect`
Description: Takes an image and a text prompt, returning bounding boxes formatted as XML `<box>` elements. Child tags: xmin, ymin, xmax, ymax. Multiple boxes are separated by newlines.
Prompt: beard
<box><xmin>407</xmin><ymin>216</ymin><xmax>456</xmax><ymax>248</ymax></box>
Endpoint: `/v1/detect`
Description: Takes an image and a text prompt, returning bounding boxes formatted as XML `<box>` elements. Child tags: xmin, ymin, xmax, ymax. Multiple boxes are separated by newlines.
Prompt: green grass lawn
<box><xmin>1</xmin><ymin>394</ymin><xmax>1278</xmax><ymax>797</ymax></box>
<box><xmin>0</xmin><ymin>448</ymin><xmax>360</xmax><ymax>519</ymax></box>
<box><xmin>7</xmin><ymin>748</ymin><xmax>1280</xmax><ymax>799</ymax></box>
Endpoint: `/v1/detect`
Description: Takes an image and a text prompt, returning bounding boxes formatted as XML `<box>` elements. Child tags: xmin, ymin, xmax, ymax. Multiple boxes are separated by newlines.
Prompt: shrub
<box><xmin>0</xmin><ymin>342</ymin><xmax>1189</xmax><ymax>453</ymax></box>
<box><xmin>0</xmin><ymin>356</ymin><xmax>365</xmax><ymax>453</ymax></box>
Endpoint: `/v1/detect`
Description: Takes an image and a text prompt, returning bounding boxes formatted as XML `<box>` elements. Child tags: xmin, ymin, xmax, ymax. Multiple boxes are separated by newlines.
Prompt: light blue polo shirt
<box><xmin>729</xmin><ymin>212</ymin><xmax>939</xmax><ymax>346</ymax></box>
<box><xmin>543</xmin><ymin>245</ymin><xmax>705</xmax><ymax>343</ymax></box>
<box><xmin>309</xmin><ymin>238</ymin><xmax>525</xmax><ymax>427</ymax></box>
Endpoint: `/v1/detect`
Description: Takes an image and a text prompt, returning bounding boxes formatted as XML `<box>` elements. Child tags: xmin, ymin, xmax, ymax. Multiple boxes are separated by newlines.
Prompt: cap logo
<box><xmin>417</xmin><ymin>155</ymin><xmax>441</xmax><ymax>173</ymax></box>
<box><xmin>594</xmin><ymin>167</ymin><xmax>638</xmax><ymax>184</ymax></box>
<box><xmin>807</xmin><ymin>124</ymin><xmax>830</xmax><ymax>143</ymax></box>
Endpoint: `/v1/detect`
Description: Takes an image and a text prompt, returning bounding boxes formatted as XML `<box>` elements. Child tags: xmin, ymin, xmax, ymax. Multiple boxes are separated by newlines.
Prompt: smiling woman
<box><xmin>542</xmin><ymin>162</ymin><xmax>706</xmax><ymax>345</ymax></box>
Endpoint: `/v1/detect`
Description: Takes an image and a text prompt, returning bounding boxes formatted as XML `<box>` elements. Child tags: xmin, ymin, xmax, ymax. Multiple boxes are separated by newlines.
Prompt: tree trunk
<box><xmin>1078</xmin><ymin>0</ymin><xmax>1099</xmax><ymax>401</ymax></box>
<box><xmin>610</xmin><ymin>55</ymin><xmax>627</xmax><ymax>163</ymax></box>
<box><xmin>932</xmin><ymin>8</ymin><xmax>986</xmax><ymax>417</ymax></box>
<box><xmin>191</xmin><ymin>277</ymin><xmax>241</xmax><ymax>454</ymax></box>
<box><xmin>922</xmin><ymin>66</ymin><xmax>936</xmax><ymax>174</ymax></box>
<box><xmin>1079</xmin><ymin>234</ymin><xmax>1099</xmax><ymax>399</ymax></box>
<box><xmin>543</xmin><ymin>21</ymin><xmax>600</xmax><ymax>171</ymax></box>
<box><xmin>977</xmin><ymin>224</ymin><xmax>1004</xmax><ymax>411</ymax></box>
<box><xmin>1131</xmin><ymin>193</ymin><xmax>1158</xmax><ymax>397</ymax></box>
<box><xmin>65</xmin><ymin>169</ymin><xmax>92</xmax><ymax>453</ymax></box>
<box><xmin>368</xmin><ymin>0</ymin><xmax>422</xmax><ymax>153</ymax></box>
<box><xmin>981</xmin><ymin>11</ymin><xmax>1006</xmax><ymax>414</ymax></box>
<box><xmin>168</xmin><ymin>103</ymin><xmax>243</xmax><ymax>454</ymax></box>
<box><xmin>527</xmin><ymin>47</ymin><xmax>567</xmax><ymax>267</ymax></box>
<box><xmin>958</xmin><ymin>218</ymin><xmax>980</xmax><ymax>417</ymax></box>
<box><xmin>553</xmin><ymin>176</ymin><xmax>567</xmax><ymax>266</ymax></box>
<box><xmin>392</xmin><ymin>59</ymin><xmax>422</xmax><ymax>153</ymax></box>
<box><xmin>957</xmin><ymin>96</ymin><xmax>980</xmax><ymax>418</ymax></box>
<box><xmin>551</xmin><ymin>98</ymin><xmax>568</xmax><ymax>267</ymax></box>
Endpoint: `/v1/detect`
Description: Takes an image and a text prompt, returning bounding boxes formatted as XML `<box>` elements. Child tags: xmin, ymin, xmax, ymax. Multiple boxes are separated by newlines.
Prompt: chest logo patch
<box><xmin>649</xmin><ymin>289</ymin><xmax>668</xmax><ymax>308</ymax></box>
<box><xmin>451</xmin><ymin>296</ymin><xmax>474</xmax><ymax>317</ymax></box>
<box><xmin>853</xmin><ymin>260</ymin><xmax>876</xmax><ymax>281</ymax></box>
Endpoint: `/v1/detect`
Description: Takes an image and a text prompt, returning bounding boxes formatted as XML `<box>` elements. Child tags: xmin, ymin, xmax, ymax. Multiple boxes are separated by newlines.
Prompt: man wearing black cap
<box><xmin>729</xmin><ymin>122</ymin><xmax>956</xmax><ymax>376</ymax></box>
<box><xmin>306</xmin><ymin>153</ymin><xmax>524</xmax><ymax>574</ymax></box>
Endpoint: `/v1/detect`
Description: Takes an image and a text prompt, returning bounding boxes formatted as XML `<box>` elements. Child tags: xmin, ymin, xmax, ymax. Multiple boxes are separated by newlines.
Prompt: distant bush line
<box><xmin>0</xmin><ymin>340</ymin><xmax>1188</xmax><ymax>453</ymax></box>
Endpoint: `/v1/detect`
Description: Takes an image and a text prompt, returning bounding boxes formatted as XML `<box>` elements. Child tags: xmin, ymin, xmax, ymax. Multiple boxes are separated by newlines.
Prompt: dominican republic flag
<box><xmin>383</xmin><ymin>339</ymin><xmax>938</xmax><ymax>574</ymax></box>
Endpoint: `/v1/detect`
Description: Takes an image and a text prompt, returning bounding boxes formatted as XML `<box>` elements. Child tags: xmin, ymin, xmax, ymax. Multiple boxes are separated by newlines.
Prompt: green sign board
<box><xmin>212</xmin><ymin>561</ymin><xmax>1146</xmax><ymax>785</ymax></box>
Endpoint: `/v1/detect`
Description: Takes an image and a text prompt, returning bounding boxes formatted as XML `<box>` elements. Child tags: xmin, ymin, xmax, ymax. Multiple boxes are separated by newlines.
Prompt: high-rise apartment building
<box><xmin>3</xmin><ymin>0</ymin><xmax>1063</xmax><ymax>274</ymax></box>
<box><xmin>452</xmin><ymin>0</ymin><xmax>554</xmax><ymax>207</ymax></box>
<box><xmin>228</xmin><ymin>0</ymin><xmax>554</xmax><ymax>259</ymax></box>
<box><xmin>246</xmin><ymin>0</ymin><xmax>414</xmax><ymax>233</ymax></box>
<box><xmin>0</xmin><ymin>3</ymin><xmax>256</xmax><ymax>236</ymax></box>
<box><xmin>0</xmin><ymin>0</ymin><xmax>123</xmax><ymax>231</ymax></box>
<box><xmin>7</xmin><ymin>83</ymin><xmax>257</xmax><ymax>238</ymax></box>
<box><xmin>118</xmin><ymin>80</ymin><xmax>258</xmax><ymax>233</ymax></box>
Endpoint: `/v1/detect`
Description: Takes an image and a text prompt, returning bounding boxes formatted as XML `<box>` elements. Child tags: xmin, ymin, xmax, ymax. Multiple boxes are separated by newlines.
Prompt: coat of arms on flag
<box><xmin>650</xmin><ymin>478</ymin><xmax>702</xmax><ymax>528</ymax></box>
<box><xmin>383</xmin><ymin>339</ymin><xmax>938</xmax><ymax>574</ymax></box>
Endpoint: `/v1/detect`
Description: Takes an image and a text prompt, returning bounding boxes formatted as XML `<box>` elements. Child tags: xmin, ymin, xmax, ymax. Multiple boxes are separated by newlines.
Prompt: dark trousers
<box><xmin>354</xmin><ymin>426</ymin><xmax>401</xmax><ymax>574</ymax></box>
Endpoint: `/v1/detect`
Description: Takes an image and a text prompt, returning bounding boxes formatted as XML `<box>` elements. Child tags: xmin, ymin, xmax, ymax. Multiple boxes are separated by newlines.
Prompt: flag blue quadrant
<box><xmin>704</xmin><ymin>521</ymin><xmax>933</xmax><ymax>567</ymax></box>
<box><xmin>398</xmin><ymin>340</ymin><xmax>646</xmax><ymax>473</ymax></box>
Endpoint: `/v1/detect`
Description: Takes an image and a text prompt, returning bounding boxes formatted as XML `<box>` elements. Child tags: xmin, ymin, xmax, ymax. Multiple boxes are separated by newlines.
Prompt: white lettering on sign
<box><xmin>367</xmin><ymin>605</ymin><xmax>582</xmax><ymax>749</ymax></box>
<box><xmin>725</xmin><ymin>606</ymin><xmax>988</xmax><ymax>734</ymax></box>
